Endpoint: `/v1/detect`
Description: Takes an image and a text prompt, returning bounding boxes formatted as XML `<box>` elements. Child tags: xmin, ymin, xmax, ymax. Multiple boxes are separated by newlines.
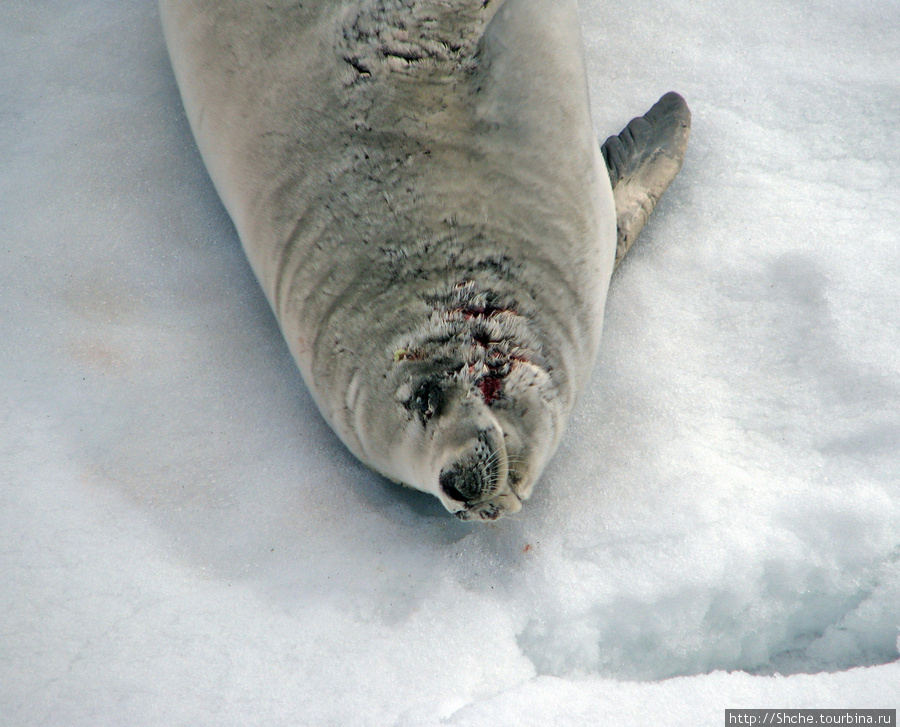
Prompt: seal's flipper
<box><xmin>602</xmin><ymin>91</ymin><xmax>691</xmax><ymax>266</ymax></box>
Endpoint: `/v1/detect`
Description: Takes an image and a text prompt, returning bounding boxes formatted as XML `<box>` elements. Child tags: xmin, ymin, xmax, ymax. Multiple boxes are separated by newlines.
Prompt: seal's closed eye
<box><xmin>407</xmin><ymin>376</ymin><xmax>447</xmax><ymax>423</ymax></box>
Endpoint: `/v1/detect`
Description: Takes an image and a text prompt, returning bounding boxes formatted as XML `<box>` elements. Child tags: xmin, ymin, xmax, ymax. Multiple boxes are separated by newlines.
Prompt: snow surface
<box><xmin>2</xmin><ymin>0</ymin><xmax>899</xmax><ymax>724</ymax></box>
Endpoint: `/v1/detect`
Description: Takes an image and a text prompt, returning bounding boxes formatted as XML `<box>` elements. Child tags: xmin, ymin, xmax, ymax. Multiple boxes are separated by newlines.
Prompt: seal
<box><xmin>159</xmin><ymin>0</ymin><xmax>690</xmax><ymax>520</ymax></box>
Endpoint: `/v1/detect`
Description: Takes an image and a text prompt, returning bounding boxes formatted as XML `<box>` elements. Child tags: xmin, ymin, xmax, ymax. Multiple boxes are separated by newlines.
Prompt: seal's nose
<box><xmin>438</xmin><ymin>427</ymin><xmax>507</xmax><ymax>505</ymax></box>
<box><xmin>439</xmin><ymin>463</ymin><xmax>487</xmax><ymax>504</ymax></box>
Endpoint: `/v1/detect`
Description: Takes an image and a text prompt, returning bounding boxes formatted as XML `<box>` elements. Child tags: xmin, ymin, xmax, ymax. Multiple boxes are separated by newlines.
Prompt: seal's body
<box><xmin>160</xmin><ymin>0</ymin><xmax>690</xmax><ymax>520</ymax></box>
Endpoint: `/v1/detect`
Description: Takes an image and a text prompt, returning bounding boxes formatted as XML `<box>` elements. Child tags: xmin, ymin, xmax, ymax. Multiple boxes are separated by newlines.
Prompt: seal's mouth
<box><xmin>452</xmin><ymin>488</ymin><xmax>522</xmax><ymax>522</ymax></box>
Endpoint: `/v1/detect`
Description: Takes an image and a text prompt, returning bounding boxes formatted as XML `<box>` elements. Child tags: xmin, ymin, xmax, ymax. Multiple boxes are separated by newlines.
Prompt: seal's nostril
<box><xmin>439</xmin><ymin>466</ymin><xmax>472</xmax><ymax>503</ymax></box>
<box><xmin>440</xmin><ymin>474</ymin><xmax>467</xmax><ymax>503</ymax></box>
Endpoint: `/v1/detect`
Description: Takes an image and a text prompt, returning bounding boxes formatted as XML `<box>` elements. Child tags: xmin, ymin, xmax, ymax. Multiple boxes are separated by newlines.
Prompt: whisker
<box><xmin>483</xmin><ymin>451</ymin><xmax>507</xmax><ymax>472</ymax></box>
<box><xmin>484</xmin><ymin>450</ymin><xmax>505</xmax><ymax>469</ymax></box>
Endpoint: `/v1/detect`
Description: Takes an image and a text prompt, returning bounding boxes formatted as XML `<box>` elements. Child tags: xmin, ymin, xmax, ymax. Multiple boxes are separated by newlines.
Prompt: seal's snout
<box><xmin>436</xmin><ymin>423</ymin><xmax>522</xmax><ymax>521</ymax></box>
<box><xmin>439</xmin><ymin>427</ymin><xmax>504</xmax><ymax>505</ymax></box>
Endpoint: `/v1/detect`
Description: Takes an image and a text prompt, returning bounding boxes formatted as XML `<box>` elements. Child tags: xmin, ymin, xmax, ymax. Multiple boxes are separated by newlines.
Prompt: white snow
<box><xmin>2</xmin><ymin>0</ymin><xmax>898</xmax><ymax>724</ymax></box>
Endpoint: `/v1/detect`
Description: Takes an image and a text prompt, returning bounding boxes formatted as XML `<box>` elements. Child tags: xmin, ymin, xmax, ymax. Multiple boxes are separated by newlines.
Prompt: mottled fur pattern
<box><xmin>340</xmin><ymin>0</ymin><xmax>496</xmax><ymax>78</ymax></box>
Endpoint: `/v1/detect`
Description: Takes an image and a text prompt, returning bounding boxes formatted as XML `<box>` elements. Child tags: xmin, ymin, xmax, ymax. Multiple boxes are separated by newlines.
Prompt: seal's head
<box><xmin>394</xmin><ymin>359</ymin><xmax>559</xmax><ymax>521</ymax></box>
<box><xmin>351</xmin><ymin>285</ymin><xmax>564</xmax><ymax>521</ymax></box>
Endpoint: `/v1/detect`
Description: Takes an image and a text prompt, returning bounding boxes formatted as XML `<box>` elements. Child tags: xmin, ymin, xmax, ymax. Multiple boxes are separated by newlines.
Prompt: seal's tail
<box><xmin>601</xmin><ymin>91</ymin><xmax>691</xmax><ymax>267</ymax></box>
